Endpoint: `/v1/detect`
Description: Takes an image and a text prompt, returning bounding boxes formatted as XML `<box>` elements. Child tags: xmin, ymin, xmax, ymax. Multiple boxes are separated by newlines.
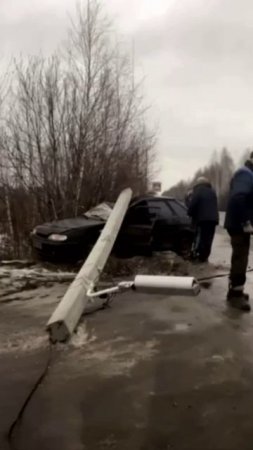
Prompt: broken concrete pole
<box><xmin>47</xmin><ymin>188</ymin><xmax>133</xmax><ymax>342</ymax></box>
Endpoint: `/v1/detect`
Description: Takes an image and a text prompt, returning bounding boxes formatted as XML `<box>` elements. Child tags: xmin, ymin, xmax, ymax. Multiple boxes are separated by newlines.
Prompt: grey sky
<box><xmin>1</xmin><ymin>0</ymin><xmax>253</xmax><ymax>189</ymax></box>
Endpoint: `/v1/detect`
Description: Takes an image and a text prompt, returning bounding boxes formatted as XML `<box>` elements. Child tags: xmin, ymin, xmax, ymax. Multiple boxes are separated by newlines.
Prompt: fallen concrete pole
<box><xmin>47</xmin><ymin>188</ymin><xmax>133</xmax><ymax>342</ymax></box>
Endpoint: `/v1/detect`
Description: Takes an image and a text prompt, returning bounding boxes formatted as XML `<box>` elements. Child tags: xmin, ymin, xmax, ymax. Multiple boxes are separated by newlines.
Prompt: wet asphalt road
<box><xmin>2</xmin><ymin>227</ymin><xmax>253</xmax><ymax>449</ymax></box>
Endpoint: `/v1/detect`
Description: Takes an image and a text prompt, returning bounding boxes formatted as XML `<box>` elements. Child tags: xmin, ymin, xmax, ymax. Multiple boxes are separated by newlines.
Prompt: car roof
<box><xmin>131</xmin><ymin>195</ymin><xmax>177</xmax><ymax>204</ymax></box>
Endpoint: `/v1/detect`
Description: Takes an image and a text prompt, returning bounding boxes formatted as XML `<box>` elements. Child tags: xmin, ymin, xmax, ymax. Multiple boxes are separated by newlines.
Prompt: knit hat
<box><xmin>245</xmin><ymin>153</ymin><xmax>253</xmax><ymax>172</ymax></box>
<box><xmin>194</xmin><ymin>176</ymin><xmax>210</xmax><ymax>187</ymax></box>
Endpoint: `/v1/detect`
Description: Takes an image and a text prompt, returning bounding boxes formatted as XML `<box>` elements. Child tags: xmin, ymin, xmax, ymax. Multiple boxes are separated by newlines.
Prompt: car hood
<box><xmin>35</xmin><ymin>217</ymin><xmax>104</xmax><ymax>237</ymax></box>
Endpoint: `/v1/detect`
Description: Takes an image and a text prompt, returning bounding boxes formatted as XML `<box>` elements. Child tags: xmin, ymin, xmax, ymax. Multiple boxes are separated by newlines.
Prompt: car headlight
<box><xmin>48</xmin><ymin>234</ymin><xmax>68</xmax><ymax>242</ymax></box>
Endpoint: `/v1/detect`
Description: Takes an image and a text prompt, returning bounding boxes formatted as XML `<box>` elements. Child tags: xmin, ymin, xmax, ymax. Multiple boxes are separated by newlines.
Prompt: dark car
<box><xmin>31</xmin><ymin>196</ymin><xmax>194</xmax><ymax>262</ymax></box>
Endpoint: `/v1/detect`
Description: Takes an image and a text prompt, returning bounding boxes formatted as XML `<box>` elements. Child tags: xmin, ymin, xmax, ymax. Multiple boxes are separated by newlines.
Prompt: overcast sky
<box><xmin>1</xmin><ymin>0</ymin><xmax>253</xmax><ymax>189</ymax></box>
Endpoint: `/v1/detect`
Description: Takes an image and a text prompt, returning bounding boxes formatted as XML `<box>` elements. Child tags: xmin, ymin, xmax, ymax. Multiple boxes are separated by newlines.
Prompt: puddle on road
<box><xmin>70</xmin><ymin>324</ymin><xmax>97</xmax><ymax>348</ymax></box>
<box><xmin>62</xmin><ymin>337</ymin><xmax>159</xmax><ymax>378</ymax></box>
<box><xmin>0</xmin><ymin>333</ymin><xmax>48</xmax><ymax>354</ymax></box>
<box><xmin>174</xmin><ymin>323</ymin><xmax>191</xmax><ymax>332</ymax></box>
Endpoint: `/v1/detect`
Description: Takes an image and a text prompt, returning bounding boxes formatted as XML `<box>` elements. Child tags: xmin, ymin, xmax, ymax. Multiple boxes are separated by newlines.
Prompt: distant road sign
<box><xmin>152</xmin><ymin>182</ymin><xmax>162</xmax><ymax>192</ymax></box>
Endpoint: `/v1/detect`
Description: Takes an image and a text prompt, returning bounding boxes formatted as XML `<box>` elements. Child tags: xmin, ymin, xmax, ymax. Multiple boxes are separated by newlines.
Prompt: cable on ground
<box><xmin>7</xmin><ymin>342</ymin><xmax>55</xmax><ymax>450</ymax></box>
<box><xmin>198</xmin><ymin>267</ymin><xmax>253</xmax><ymax>283</ymax></box>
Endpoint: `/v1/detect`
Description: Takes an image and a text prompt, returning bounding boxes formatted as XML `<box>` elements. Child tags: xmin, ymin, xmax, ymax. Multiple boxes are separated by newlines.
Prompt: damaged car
<box><xmin>31</xmin><ymin>196</ymin><xmax>194</xmax><ymax>262</ymax></box>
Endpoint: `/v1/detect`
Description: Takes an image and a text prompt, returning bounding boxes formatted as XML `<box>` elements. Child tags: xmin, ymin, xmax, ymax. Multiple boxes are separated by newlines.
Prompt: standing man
<box><xmin>225</xmin><ymin>153</ymin><xmax>253</xmax><ymax>312</ymax></box>
<box><xmin>188</xmin><ymin>177</ymin><xmax>219</xmax><ymax>263</ymax></box>
<box><xmin>185</xmin><ymin>189</ymin><xmax>193</xmax><ymax>208</ymax></box>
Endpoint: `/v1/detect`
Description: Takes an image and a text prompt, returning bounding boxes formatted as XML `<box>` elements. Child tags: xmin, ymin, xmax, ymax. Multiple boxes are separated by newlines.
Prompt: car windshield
<box><xmin>84</xmin><ymin>203</ymin><xmax>113</xmax><ymax>221</ymax></box>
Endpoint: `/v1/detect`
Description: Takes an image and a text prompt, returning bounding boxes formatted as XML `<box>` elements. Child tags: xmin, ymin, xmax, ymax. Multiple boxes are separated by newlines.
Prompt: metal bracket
<box><xmin>87</xmin><ymin>281</ymin><xmax>134</xmax><ymax>299</ymax></box>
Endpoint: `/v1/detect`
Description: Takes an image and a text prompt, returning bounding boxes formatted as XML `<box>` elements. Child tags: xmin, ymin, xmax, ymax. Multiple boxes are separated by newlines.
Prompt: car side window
<box><xmin>146</xmin><ymin>200</ymin><xmax>173</xmax><ymax>219</ymax></box>
<box><xmin>125</xmin><ymin>201</ymin><xmax>151</xmax><ymax>225</ymax></box>
<box><xmin>168</xmin><ymin>200</ymin><xmax>187</xmax><ymax>216</ymax></box>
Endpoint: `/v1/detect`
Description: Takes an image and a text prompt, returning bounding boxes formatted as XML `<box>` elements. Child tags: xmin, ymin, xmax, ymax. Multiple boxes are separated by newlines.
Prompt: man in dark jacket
<box><xmin>188</xmin><ymin>177</ymin><xmax>219</xmax><ymax>262</ymax></box>
<box><xmin>224</xmin><ymin>153</ymin><xmax>253</xmax><ymax>312</ymax></box>
<box><xmin>185</xmin><ymin>189</ymin><xmax>193</xmax><ymax>208</ymax></box>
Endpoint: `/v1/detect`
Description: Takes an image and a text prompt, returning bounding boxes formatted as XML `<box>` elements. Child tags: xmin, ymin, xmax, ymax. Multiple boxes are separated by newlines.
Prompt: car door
<box><xmin>167</xmin><ymin>199</ymin><xmax>192</xmax><ymax>227</ymax></box>
<box><xmin>116</xmin><ymin>200</ymin><xmax>154</xmax><ymax>254</ymax></box>
<box><xmin>166</xmin><ymin>199</ymin><xmax>194</xmax><ymax>256</ymax></box>
<box><xmin>146</xmin><ymin>199</ymin><xmax>176</xmax><ymax>250</ymax></box>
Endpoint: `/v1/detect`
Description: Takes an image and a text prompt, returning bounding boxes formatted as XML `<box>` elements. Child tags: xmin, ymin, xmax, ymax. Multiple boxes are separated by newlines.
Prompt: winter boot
<box><xmin>227</xmin><ymin>289</ymin><xmax>251</xmax><ymax>312</ymax></box>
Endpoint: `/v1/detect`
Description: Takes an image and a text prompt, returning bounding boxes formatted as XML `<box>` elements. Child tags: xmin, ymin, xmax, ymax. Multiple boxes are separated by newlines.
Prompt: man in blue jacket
<box><xmin>188</xmin><ymin>177</ymin><xmax>219</xmax><ymax>263</ymax></box>
<box><xmin>225</xmin><ymin>153</ymin><xmax>253</xmax><ymax>312</ymax></box>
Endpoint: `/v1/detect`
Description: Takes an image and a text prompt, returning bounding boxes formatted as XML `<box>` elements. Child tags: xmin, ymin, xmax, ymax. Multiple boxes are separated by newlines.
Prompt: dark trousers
<box><xmin>229</xmin><ymin>233</ymin><xmax>250</xmax><ymax>288</ymax></box>
<box><xmin>194</xmin><ymin>222</ymin><xmax>216</xmax><ymax>262</ymax></box>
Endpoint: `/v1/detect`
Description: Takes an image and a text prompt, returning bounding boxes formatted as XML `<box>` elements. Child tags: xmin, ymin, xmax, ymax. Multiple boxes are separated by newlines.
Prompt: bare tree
<box><xmin>0</xmin><ymin>0</ymin><xmax>155</xmax><ymax>257</ymax></box>
<box><xmin>165</xmin><ymin>148</ymin><xmax>235</xmax><ymax>210</ymax></box>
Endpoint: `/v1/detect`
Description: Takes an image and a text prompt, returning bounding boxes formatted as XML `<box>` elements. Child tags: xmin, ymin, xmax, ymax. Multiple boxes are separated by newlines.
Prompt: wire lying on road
<box><xmin>198</xmin><ymin>267</ymin><xmax>253</xmax><ymax>283</ymax></box>
<box><xmin>6</xmin><ymin>343</ymin><xmax>55</xmax><ymax>450</ymax></box>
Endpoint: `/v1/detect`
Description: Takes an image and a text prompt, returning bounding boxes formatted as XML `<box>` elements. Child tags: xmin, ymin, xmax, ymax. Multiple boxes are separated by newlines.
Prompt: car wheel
<box><xmin>177</xmin><ymin>233</ymin><xmax>193</xmax><ymax>260</ymax></box>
